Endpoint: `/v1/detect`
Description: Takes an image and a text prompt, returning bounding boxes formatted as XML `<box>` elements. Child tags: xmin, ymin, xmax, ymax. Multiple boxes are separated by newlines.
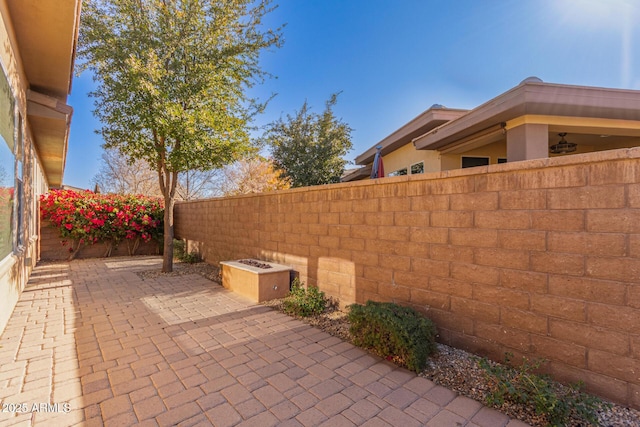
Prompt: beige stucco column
<box><xmin>506</xmin><ymin>123</ymin><xmax>549</xmax><ymax>162</ymax></box>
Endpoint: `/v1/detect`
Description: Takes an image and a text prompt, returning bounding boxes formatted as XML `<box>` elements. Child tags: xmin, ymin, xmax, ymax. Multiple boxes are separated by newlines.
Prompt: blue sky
<box><xmin>64</xmin><ymin>0</ymin><xmax>640</xmax><ymax>189</ymax></box>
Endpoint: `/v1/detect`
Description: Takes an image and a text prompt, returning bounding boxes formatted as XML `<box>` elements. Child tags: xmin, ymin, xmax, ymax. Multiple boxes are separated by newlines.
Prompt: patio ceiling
<box><xmin>6</xmin><ymin>0</ymin><xmax>82</xmax><ymax>187</ymax></box>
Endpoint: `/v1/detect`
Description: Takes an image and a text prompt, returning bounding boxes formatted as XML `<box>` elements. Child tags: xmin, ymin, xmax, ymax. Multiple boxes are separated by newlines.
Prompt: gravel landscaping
<box><xmin>141</xmin><ymin>261</ymin><xmax>640</xmax><ymax>427</ymax></box>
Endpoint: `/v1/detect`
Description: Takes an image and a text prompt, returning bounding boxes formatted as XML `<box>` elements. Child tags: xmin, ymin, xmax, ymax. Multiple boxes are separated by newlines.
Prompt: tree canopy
<box><xmin>78</xmin><ymin>0</ymin><xmax>282</xmax><ymax>271</ymax></box>
<box><xmin>264</xmin><ymin>93</ymin><xmax>353</xmax><ymax>187</ymax></box>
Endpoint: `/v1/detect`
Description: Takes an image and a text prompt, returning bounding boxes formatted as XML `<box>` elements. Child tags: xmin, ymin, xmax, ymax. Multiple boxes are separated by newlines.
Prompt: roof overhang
<box><xmin>341</xmin><ymin>165</ymin><xmax>373</xmax><ymax>183</ymax></box>
<box><xmin>413</xmin><ymin>81</ymin><xmax>640</xmax><ymax>152</ymax></box>
<box><xmin>27</xmin><ymin>91</ymin><xmax>73</xmax><ymax>187</ymax></box>
<box><xmin>6</xmin><ymin>0</ymin><xmax>81</xmax><ymax>187</ymax></box>
<box><xmin>355</xmin><ymin>107</ymin><xmax>468</xmax><ymax>165</ymax></box>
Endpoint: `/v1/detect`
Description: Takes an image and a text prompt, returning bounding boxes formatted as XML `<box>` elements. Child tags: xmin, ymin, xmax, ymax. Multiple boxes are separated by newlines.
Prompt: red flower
<box><xmin>41</xmin><ymin>189</ymin><xmax>163</xmax><ymax>247</ymax></box>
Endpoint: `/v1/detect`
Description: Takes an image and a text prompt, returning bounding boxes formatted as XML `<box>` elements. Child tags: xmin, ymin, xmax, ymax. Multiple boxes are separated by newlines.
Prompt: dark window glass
<box><xmin>389</xmin><ymin>168</ymin><xmax>407</xmax><ymax>177</ymax></box>
<box><xmin>410</xmin><ymin>162</ymin><xmax>424</xmax><ymax>174</ymax></box>
<box><xmin>461</xmin><ymin>157</ymin><xmax>489</xmax><ymax>168</ymax></box>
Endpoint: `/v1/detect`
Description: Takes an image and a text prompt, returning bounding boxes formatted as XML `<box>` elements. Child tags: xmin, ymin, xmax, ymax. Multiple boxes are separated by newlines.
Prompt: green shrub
<box><xmin>173</xmin><ymin>239</ymin><xmax>186</xmax><ymax>258</ymax></box>
<box><xmin>173</xmin><ymin>239</ymin><xmax>202</xmax><ymax>263</ymax></box>
<box><xmin>283</xmin><ymin>279</ymin><xmax>327</xmax><ymax>317</ymax></box>
<box><xmin>181</xmin><ymin>251</ymin><xmax>202</xmax><ymax>263</ymax></box>
<box><xmin>347</xmin><ymin>301</ymin><xmax>436</xmax><ymax>372</ymax></box>
<box><xmin>478</xmin><ymin>353</ymin><xmax>609</xmax><ymax>426</ymax></box>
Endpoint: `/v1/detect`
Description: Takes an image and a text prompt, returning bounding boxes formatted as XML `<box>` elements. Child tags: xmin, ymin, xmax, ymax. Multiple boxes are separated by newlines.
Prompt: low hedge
<box><xmin>348</xmin><ymin>301</ymin><xmax>436</xmax><ymax>372</ymax></box>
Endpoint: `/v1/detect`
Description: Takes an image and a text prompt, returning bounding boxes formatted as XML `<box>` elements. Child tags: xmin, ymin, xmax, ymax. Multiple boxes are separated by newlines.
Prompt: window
<box><xmin>461</xmin><ymin>156</ymin><xmax>489</xmax><ymax>168</ymax></box>
<box><xmin>389</xmin><ymin>167</ymin><xmax>407</xmax><ymax>177</ymax></box>
<box><xmin>15</xmin><ymin>114</ymin><xmax>24</xmax><ymax>248</ymax></box>
<box><xmin>498</xmin><ymin>158</ymin><xmax>507</xmax><ymax>164</ymax></box>
<box><xmin>0</xmin><ymin>64</ymin><xmax>15</xmax><ymax>258</ymax></box>
<box><xmin>410</xmin><ymin>161</ymin><xmax>424</xmax><ymax>175</ymax></box>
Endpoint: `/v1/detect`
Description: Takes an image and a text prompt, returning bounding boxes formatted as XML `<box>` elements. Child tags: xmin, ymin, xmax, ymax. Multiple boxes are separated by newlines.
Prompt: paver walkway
<box><xmin>0</xmin><ymin>257</ymin><xmax>530</xmax><ymax>427</ymax></box>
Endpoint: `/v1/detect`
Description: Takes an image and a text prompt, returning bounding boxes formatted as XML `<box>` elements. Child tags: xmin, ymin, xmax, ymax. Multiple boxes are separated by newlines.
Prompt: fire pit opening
<box><xmin>237</xmin><ymin>259</ymin><xmax>273</xmax><ymax>269</ymax></box>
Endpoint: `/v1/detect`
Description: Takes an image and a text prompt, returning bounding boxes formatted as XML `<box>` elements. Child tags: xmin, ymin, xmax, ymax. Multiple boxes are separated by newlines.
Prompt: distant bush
<box><xmin>348</xmin><ymin>301</ymin><xmax>436</xmax><ymax>372</ymax></box>
<box><xmin>283</xmin><ymin>278</ymin><xmax>327</xmax><ymax>317</ymax></box>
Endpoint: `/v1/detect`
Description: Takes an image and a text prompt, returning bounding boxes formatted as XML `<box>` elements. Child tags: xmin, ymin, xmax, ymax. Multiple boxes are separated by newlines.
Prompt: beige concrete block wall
<box><xmin>175</xmin><ymin>147</ymin><xmax>640</xmax><ymax>408</ymax></box>
<box><xmin>39</xmin><ymin>220</ymin><xmax>162</xmax><ymax>260</ymax></box>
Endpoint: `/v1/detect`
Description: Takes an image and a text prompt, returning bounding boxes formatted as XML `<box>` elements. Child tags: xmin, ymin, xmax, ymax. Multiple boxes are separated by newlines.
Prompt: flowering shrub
<box><xmin>40</xmin><ymin>189</ymin><xmax>163</xmax><ymax>259</ymax></box>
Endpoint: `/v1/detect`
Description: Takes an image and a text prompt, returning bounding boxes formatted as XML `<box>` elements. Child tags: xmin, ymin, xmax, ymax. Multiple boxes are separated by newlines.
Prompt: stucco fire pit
<box><xmin>219</xmin><ymin>259</ymin><xmax>292</xmax><ymax>302</ymax></box>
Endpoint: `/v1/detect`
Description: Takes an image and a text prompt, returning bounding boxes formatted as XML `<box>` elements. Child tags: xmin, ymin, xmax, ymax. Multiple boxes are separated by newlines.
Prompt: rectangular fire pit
<box><xmin>219</xmin><ymin>259</ymin><xmax>292</xmax><ymax>302</ymax></box>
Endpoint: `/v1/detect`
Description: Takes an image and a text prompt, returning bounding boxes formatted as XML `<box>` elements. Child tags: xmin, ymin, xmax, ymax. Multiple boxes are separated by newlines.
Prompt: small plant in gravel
<box><xmin>478</xmin><ymin>353</ymin><xmax>609</xmax><ymax>426</ymax></box>
<box><xmin>180</xmin><ymin>251</ymin><xmax>202</xmax><ymax>263</ymax></box>
<box><xmin>174</xmin><ymin>239</ymin><xmax>202</xmax><ymax>263</ymax></box>
<box><xmin>282</xmin><ymin>279</ymin><xmax>327</xmax><ymax>317</ymax></box>
<box><xmin>347</xmin><ymin>301</ymin><xmax>436</xmax><ymax>373</ymax></box>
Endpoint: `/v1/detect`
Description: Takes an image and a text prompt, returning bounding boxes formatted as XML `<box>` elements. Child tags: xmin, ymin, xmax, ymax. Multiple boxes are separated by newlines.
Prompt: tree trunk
<box><xmin>126</xmin><ymin>238</ymin><xmax>141</xmax><ymax>256</ymax></box>
<box><xmin>67</xmin><ymin>239</ymin><xmax>83</xmax><ymax>261</ymax></box>
<box><xmin>103</xmin><ymin>241</ymin><xmax>113</xmax><ymax>257</ymax></box>
<box><xmin>162</xmin><ymin>195</ymin><xmax>175</xmax><ymax>272</ymax></box>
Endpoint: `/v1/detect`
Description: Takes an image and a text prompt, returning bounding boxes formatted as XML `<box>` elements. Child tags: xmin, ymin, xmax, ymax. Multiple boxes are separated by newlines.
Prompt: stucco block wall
<box><xmin>175</xmin><ymin>148</ymin><xmax>640</xmax><ymax>408</ymax></box>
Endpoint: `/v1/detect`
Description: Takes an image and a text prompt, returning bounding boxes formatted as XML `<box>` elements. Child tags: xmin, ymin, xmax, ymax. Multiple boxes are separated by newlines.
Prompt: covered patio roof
<box><xmin>6</xmin><ymin>0</ymin><xmax>81</xmax><ymax>187</ymax></box>
<box><xmin>413</xmin><ymin>80</ymin><xmax>640</xmax><ymax>153</ymax></box>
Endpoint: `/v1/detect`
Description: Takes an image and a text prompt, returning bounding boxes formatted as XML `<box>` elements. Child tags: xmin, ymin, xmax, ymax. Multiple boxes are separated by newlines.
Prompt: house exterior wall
<box><xmin>175</xmin><ymin>147</ymin><xmax>640</xmax><ymax>408</ymax></box>
<box><xmin>0</xmin><ymin>4</ymin><xmax>52</xmax><ymax>333</ymax></box>
<box><xmin>441</xmin><ymin>141</ymin><xmax>507</xmax><ymax>170</ymax></box>
<box><xmin>381</xmin><ymin>142</ymin><xmax>441</xmax><ymax>175</ymax></box>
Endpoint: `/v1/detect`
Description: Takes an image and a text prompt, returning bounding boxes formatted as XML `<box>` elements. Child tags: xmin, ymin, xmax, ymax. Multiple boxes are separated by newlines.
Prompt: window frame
<box><xmin>0</xmin><ymin>60</ymin><xmax>16</xmax><ymax>260</ymax></box>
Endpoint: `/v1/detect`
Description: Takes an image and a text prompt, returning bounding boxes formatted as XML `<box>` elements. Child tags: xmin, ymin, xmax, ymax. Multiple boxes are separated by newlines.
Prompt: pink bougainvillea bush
<box><xmin>40</xmin><ymin>189</ymin><xmax>163</xmax><ymax>260</ymax></box>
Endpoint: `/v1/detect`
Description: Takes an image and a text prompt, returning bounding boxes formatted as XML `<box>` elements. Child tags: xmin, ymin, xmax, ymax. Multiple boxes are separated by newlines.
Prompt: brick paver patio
<box><xmin>0</xmin><ymin>257</ymin><xmax>530</xmax><ymax>426</ymax></box>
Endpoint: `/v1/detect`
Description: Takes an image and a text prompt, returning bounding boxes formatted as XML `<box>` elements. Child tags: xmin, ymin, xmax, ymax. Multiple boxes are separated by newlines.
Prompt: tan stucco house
<box><xmin>0</xmin><ymin>0</ymin><xmax>80</xmax><ymax>333</ymax></box>
<box><xmin>344</xmin><ymin>77</ymin><xmax>640</xmax><ymax>181</ymax></box>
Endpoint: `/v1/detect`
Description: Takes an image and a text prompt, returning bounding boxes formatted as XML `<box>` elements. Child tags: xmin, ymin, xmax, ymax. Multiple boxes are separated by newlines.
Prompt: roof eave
<box><xmin>355</xmin><ymin>107</ymin><xmax>468</xmax><ymax>165</ymax></box>
<box><xmin>27</xmin><ymin>91</ymin><xmax>73</xmax><ymax>187</ymax></box>
<box><xmin>414</xmin><ymin>82</ymin><xmax>640</xmax><ymax>150</ymax></box>
<box><xmin>7</xmin><ymin>0</ymin><xmax>81</xmax><ymax>186</ymax></box>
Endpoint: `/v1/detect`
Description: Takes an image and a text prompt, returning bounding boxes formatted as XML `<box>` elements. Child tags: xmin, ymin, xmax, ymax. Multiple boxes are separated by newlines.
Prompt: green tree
<box><xmin>78</xmin><ymin>0</ymin><xmax>282</xmax><ymax>272</ymax></box>
<box><xmin>264</xmin><ymin>93</ymin><xmax>353</xmax><ymax>187</ymax></box>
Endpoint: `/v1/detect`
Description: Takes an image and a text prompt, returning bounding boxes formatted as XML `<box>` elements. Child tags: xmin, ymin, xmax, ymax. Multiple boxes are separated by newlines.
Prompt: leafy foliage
<box><xmin>40</xmin><ymin>189</ymin><xmax>163</xmax><ymax>259</ymax></box>
<box><xmin>282</xmin><ymin>278</ymin><xmax>327</xmax><ymax>317</ymax></box>
<box><xmin>78</xmin><ymin>0</ymin><xmax>282</xmax><ymax>271</ymax></box>
<box><xmin>348</xmin><ymin>301</ymin><xmax>436</xmax><ymax>373</ymax></box>
<box><xmin>264</xmin><ymin>93</ymin><xmax>353</xmax><ymax>187</ymax></box>
<box><xmin>478</xmin><ymin>353</ymin><xmax>609</xmax><ymax>426</ymax></box>
<box><xmin>173</xmin><ymin>239</ymin><xmax>202</xmax><ymax>263</ymax></box>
